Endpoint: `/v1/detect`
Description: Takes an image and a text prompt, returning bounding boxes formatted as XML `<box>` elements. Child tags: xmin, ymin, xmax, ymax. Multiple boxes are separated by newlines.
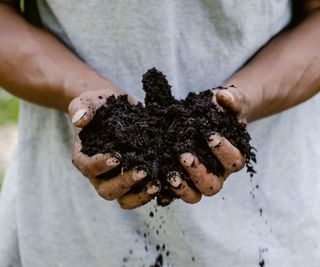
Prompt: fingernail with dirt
<box><xmin>106</xmin><ymin>157</ymin><xmax>120</xmax><ymax>167</ymax></box>
<box><xmin>167</xmin><ymin>172</ymin><xmax>182</xmax><ymax>188</ymax></box>
<box><xmin>112</xmin><ymin>152</ymin><xmax>121</xmax><ymax>160</ymax></box>
<box><xmin>180</xmin><ymin>153</ymin><xmax>194</xmax><ymax>167</ymax></box>
<box><xmin>133</xmin><ymin>168</ymin><xmax>148</xmax><ymax>181</ymax></box>
<box><xmin>208</xmin><ymin>133</ymin><xmax>221</xmax><ymax>149</ymax></box>
<box><xmin>147</xmin><ymin>184</ymin><xmax>160</xmax><ymax>195</ymax></box>
<box><xmin>72</xmin><ymin>108</ymin><xmax>87</xmax><ymax>124</ymax></box>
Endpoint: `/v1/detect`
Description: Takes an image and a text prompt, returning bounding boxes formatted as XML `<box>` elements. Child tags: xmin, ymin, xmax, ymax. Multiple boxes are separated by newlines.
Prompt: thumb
<box><xmin>216</xmin><ymin>86</ymin><xmax>249</xmax><ymax>121</ymax></box>
<box><xmin>68</xmin><ymin>96</ymin><xmax>95</xmax><ymax>128</ymax></box>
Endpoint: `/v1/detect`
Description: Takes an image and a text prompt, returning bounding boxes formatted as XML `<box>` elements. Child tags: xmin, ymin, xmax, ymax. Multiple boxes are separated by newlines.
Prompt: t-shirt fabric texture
<box><xmin>1</xmin><ymin>0</ymin><xmax>320</xmax><ymax>266</ymax></box>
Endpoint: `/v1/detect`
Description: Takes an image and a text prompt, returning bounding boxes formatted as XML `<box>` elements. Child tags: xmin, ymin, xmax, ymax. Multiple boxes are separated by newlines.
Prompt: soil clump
<box><xmin>79</xmin><ymin>68</ymin><xmax>256</xmax><ymax>204</ymax></box>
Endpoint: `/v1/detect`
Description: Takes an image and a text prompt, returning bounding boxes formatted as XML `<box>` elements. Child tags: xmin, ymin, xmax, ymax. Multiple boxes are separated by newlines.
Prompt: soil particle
<box><xmin>259</xmin><ymin>259</ymin><xmax>265</xmax><ymax>267</ymax></box>
<box><xmin>259</xmin><ymin>208</ymin><xmax>263</xmax><ymax>217</ymax></box>
<box><xmin>150</xmin><ymin>254</ymin><xmax>163</xmax><ymax>267</ymax></box>
<box><xmin>258</xmin><ymin>247</ymin><xmax>268</xmax><ymax>267</ymax></box>
<box><xmin>79</xmin><ymin>68</ymin><xmax>256</xmax><ymax>204</ymax></box>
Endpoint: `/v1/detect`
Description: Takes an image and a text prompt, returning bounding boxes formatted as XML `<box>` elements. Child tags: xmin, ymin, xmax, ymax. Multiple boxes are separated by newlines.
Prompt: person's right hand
<box><xmin>68</xmin><ymin>89</ymin><xmax>160</xmax><ymax>209</ymax></box>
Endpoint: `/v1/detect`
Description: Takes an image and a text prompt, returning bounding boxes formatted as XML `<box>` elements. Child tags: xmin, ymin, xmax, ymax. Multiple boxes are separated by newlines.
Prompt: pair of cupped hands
<box><xmin>68</xmin><ymin>86</ymin><xmax>250</xmax><ymax>209</ymax></box>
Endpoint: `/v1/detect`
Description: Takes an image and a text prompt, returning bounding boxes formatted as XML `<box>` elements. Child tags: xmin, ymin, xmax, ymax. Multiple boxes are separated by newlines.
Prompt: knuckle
<box><xmin>72</xmin><ymin>156</ymin><xmax>91</xmax><ymax>177</ymax></box>
<box><xmin>97</xmin><ymin>186</ymin><xmax>116</xmax><ymax>200</ymax></box>
<box><xmin>71</xmin><ymin>154</ymin><xmax>80</xmax><ymax>167</ymax></box>
<box><xmin>89</xmin><ymin>157</ymin><xmax>106</xmax><ymax>173</ymax></box>
<box><xmin>202</xmin><ymin>181</ymin><xmax>222</xmax><ymax>196</ymax></box>
<box><xmin>81</xmin><ymin>160</ymin><xmax>93</xmax><ymax>174</ymax></box>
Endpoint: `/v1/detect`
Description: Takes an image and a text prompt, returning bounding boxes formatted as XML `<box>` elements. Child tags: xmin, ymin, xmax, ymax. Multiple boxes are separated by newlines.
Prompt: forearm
<box><xmin>0</xmin><ymin>4</ymin><xmax>120</xmax><ymax>112</ymax></box>
<box><xmin>224</xmin><ymin>9</ymin><xmax>320</xmax><ymax>122</ymax></box>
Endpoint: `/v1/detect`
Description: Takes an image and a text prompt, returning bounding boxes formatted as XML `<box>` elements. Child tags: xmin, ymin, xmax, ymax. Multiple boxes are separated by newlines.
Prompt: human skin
<box><xmin>0</xmin><ymin>0</ymin><xmax>319</xmax><ymax>208</ymax></box>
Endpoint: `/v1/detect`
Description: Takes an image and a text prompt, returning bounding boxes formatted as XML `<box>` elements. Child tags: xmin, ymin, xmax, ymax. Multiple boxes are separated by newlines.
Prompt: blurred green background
<box><xmin>0</xmin><ymin>90</ymin><xmax>19</xmax><ymax>125</ymax></box>
<box><xmin>0</xmin><ymin>89</ymin><xmax>19</xmax><ymax>189</ymax></box>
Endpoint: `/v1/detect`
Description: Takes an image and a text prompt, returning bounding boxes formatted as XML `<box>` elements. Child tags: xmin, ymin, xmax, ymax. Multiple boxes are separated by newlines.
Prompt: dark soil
<box><xmin>79</xmin><ymin>68</ymin><xmax>256</xmax><ymax>205</ymax></box>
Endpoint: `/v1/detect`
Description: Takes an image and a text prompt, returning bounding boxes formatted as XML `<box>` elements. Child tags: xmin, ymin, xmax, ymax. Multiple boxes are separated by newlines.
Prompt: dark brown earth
<box><xmin>79</xmin><ymin>68</ymin><xmax>256</xmax><ymax>205</ymax></box>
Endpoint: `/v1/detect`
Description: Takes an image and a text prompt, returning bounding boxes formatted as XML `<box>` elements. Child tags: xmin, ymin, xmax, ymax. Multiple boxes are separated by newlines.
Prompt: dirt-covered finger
<box><xmin>91</xmin><ymin>167</ymin><xmax>148</xmax><ymax>201</ymax></box>
<box><xmin>207</xmin><ymin>133</ymin><xmax>245</xmax><ymax>175</ymax></box>
<box><xmin>74</xmin><ymin>152</ymin><xmax>121</xmax><ymax>178</ymax></box>
<box><xmin>117</xmin><ymin>181</ymin><xmax>160</xmax><ymax>209</ymax></box>
<box><xmin>179</xmin><ymin>153</ymin><xmax>224</xmax><ymax>196</ymax></box>
<box><xmin>72</xmin><ymin>139</ymin><xmax>120</xmax><ymax>178</ymax></box>
<box><xmin>72</xmin><ymin>132</ymin><xmax>121</xmax><ymax>177</ymax></box>
<box><xmin>167</xmin><ymin>172</ymin><xmax>202</xmax><ymax>204</ymax></box>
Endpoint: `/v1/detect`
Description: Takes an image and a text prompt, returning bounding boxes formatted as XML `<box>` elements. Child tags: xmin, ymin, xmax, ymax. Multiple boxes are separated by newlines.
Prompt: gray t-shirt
<box><xmin>1</xmin><ymin>1</ymin><xmax>320</xmax><ymax>266</ymax></box>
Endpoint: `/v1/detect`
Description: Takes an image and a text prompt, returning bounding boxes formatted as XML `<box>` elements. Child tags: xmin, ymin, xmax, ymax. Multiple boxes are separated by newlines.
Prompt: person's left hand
<box><xmin>165</xmin><ymin>86</ymin><xmax>250</xmax><ymax>204</ymax></box>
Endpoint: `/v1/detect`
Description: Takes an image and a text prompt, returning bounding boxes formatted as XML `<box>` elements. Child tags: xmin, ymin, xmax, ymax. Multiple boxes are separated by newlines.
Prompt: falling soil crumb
<box><xmin>258</xmin><ymin>247</ymin><xmax>268</xmax><ymax>267</ymax></box>
<box><xmin>123</xmin><ymin>204</ymin><xmax>198</xmax><ymax>267</ymax></box>
<box><xmin>150</xmin><ymin>254</ymin><xmax>163</xmax><ymax>267</ymax></box>
<box><xmin>79</xmin><ymin>68</ymin><xmax>256</xmax><ymax>205</ymax></box>
<box><xmin>123</xmin><ymin>206</ymin><xmax>172</xmax><ymax>267</ymax></box>
<box><xmin>259</xmin><ymin>208</ymin><xmax>263</xmax><ymax>217</ymax></box>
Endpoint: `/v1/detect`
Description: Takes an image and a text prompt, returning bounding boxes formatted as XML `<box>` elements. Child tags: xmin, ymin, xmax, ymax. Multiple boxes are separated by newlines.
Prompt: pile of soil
<box><xmin>79</xmin><ymin>68</ymin><xmax>256</xmax><ymax>204</ymax></box>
